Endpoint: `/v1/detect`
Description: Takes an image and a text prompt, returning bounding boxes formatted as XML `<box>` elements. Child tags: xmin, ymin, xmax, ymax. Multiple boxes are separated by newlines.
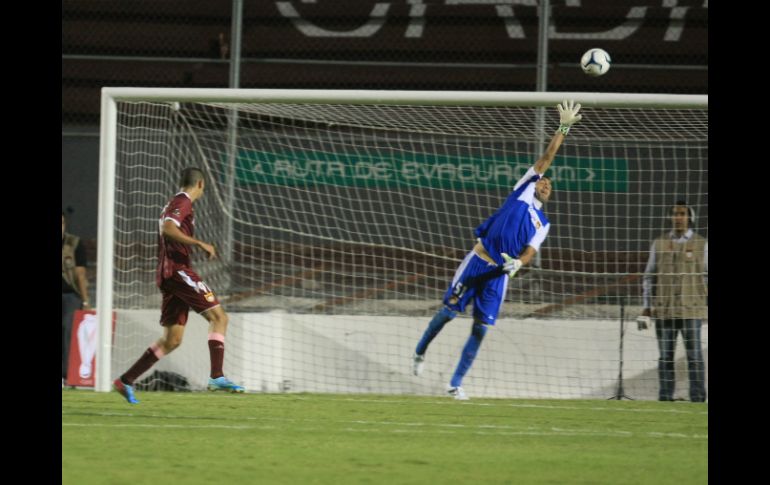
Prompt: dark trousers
<box><xmin>655</xmin><ymin>319</ymin><xmax>707</xmax><ymax>402</ymax></box>
<box><xmin>62</xmin><ymin>292</ymin><xmax>82</xmax><ymax>380</ymax></box>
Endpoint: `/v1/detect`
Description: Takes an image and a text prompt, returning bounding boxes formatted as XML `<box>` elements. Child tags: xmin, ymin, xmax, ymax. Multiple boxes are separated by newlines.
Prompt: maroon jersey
<box><xmin>156</xmin><ymin>192</ymin><xmax>195</xmax><ymax>286</ymax></box>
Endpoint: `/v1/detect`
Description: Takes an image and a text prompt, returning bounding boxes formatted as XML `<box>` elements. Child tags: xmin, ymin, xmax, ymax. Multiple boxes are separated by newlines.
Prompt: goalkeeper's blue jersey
<box><xmin>474</xmin><ymin>166</ymin><xmax>551</xmax><ymax>265</ymax></box>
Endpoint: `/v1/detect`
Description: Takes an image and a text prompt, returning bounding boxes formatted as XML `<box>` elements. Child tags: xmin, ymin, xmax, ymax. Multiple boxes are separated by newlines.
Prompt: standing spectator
<box><xmin>210</xmin><ymin>32</ymin><xmax>229</xmax><ymax>59</ymax></box>
<box><xmin>639</xmin><ymin>201</ymin><xmax>707</xmax><ymax>402</ymax></box>
<box><xmin>62</xmin><ymin>211</ymin><xmax>90</xmax><ymax>387</ymax></box>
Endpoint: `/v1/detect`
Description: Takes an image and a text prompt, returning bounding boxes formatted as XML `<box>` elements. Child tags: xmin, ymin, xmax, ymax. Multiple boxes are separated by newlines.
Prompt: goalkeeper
<box><xmin>412</xmin><ymin>100</ymin><xmax>583</xmax><ymax>400</ymax></box>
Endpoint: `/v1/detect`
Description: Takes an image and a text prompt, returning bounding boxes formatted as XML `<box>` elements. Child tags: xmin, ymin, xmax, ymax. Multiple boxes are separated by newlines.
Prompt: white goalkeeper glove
<box><xmin>501</xmin><ymin>253</ymin><xmax>523</xmax><ymax>278</ymax></box>
<box><xmin>636</xmin><ymin>308</ymin><xmax>652</xmax><ymax>330</ymax></box>
<box><xmin>557</xmin><ymin>99</ymin><xmax>582</xmax><ymax>135</ymax></box>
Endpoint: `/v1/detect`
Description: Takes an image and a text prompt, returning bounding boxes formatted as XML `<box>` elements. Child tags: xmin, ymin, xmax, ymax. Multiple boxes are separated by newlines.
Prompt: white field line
<box><xmin>61</xmin><ymin>422</ymin><xmax>706</xmax><ymax>440</ymax></box>
<box><xmin>67</xmin><ymin>392</ymin><xmax>708</xmax><ymax>416</ymax></box>
<box><xmin>61</xmin><ymin>412</ymin><xmax>707</xmax><ymax>440</ymax></box>
<box><xmin>305</xmin><ymin>396</ymin><xmax>709</xmax><ymax>415</ymax></box>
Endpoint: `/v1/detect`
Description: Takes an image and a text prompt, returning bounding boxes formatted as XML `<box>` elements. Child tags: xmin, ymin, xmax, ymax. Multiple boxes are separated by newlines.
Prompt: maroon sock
<box><xmin>121</xmin><ymin>345</ymin><xmax>163</xmax><ymax>385</ymax></box>
<box><xmin>208</xmin><ymin>333</ymin><xmax>225</xmax><ymax>379</ymax></box>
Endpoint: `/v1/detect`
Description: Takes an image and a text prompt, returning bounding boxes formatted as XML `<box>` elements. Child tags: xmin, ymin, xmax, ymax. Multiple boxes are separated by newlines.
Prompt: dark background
<box><xmin>62</xmin><ymin>0</ymin><xmax>707</xmax><ymax>239</ymax></box>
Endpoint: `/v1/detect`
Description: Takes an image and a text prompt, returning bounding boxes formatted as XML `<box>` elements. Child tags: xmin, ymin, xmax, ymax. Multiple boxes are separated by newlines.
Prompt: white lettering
<box><xmin>273</xmin><ymin>159</ymin><xmax>294</xmax><ymax>178</ymax></box>
<box><xmin>494</xmin><ymin>164</ymin><xmax>514</xmax><ymax>181</ymax></box>
<box><xmin>402</xmin><ymin>162</ymin><xmax>419</xmax><ymax>180</ymax></box>
<box><xmin>327</xmin><ymin>161</ymin><xmax>345</xmax><ymax>178</ymax></box>
<box><xmin>251</xmin><ymin>161</ymin><xmax>265</xmax><ymax>175</ymax></box>
<box><xmin>354</xmin><ymin>162</ymin><xmax>373</xmax><ymax>178</ymax></box>
<box><xmin>457</xmin><ymin>163</ymin><xmax>476</xmax><ymax>182</ymax></box>
<box><xmin>421</xmin><ymin>163</ymin><xmax>440</xmax><ymax>180</ymax></box>
<box><xmin>305</xmin><ymin>159</ymin><xmax>324</xmax><ymax>178</ymax></box>
<box><xmin>406</xmin><ymin>1</ymin><xmax>427</xmax><ymax>38</ymax></box>
<box><xmin>514</xmin><ymin>163</ymin><xmax>530</xmax><ymax>181</ymax></box>
<box><xmin>276</xmin><ymin>2</ymin><xmax>390</xmax><ymax>37</ymax></box>
<box><xmin>293</xmin><ymin>160</ymin><xmax>309</xmax><ymax>177</ymax></box>
<box><xmin>496</xmin><ymin>5</ymin><xmax>525</xmax><ymax>39</ymax></box>
<box><xmin>476</xmin><ymin>165</ymin><xmax>494</xmax><ymax>182</ymax></box>
<box><xmin>550</xmin><ymin>6</ymin><xmax>647</xmax><ymax>40</ymax></box>
<box><xmin>354</xmin><ymin>161</ymin><xmax>393</xmax><ymax>180</ymax></box>
<box><xmin>554</xmin><ymin>166</ymin><xmax>576</xmax><ymax>182</ymax></box>
<box><xmin>663</xmin><ymin>1</ymin><xmax>690</xmax><ymax>42</ymax></box>
<box><xmin>371</xmin><ymin>162</ymin><xmax>392</xmax><ymax>179</ymax></box>
<box><xmin>435</xmin><ymin>164</ymin><xmax>455</xmax><ymax>180</ymax></box>
<box><xmin>278</xmin><ymin>1</ymin><xmax>706</xmax><ymax>41</ymax></box>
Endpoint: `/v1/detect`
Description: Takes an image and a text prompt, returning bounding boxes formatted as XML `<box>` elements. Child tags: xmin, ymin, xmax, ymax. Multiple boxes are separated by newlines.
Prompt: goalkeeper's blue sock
<box><xmin>450</xmin><ymin>322</ymin><xmax>488</xmax><ymax>388</ymax></box>
<box><xmin>415</xmin><ymin>307</ymin><xmax>457</xmax><ymax>355</ymax></box>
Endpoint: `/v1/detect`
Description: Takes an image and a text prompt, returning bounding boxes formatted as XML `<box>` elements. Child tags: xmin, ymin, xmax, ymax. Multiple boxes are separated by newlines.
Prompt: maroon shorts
<box><xmin>159</xmin><ymin>268</ymin><xmax>220</xmax><ymax>326</ymax></box>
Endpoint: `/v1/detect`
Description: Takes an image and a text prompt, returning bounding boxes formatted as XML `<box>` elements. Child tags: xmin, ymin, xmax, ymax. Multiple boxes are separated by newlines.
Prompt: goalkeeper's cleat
<box><xmin>413</xmin><ymin>353</ymin><xmax>425</xmax><ymax>376</ymax></box>
<box><xmin>113</xmin><ymin>378</ymin><xmax>139</xmax><ymax>404</ymax></box>
<box><xmin>208</xmin><ymin>376</ymin><xmax>245</xmax><ymax>393</ymax></box>
<box><xmin>447</xmin><ymin>385</ymin><xmax>469</xmax><ymax>401</ymax></box>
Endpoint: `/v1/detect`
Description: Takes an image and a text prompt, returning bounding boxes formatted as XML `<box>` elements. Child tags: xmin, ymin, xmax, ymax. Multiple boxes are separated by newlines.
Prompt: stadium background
<box><xmin>60</xmin><ymin>5</ymin><xmax>708</xmax><ymax>482</ymax></box>
<box><xmin>61</xmin><ymin>0</ymin><xmax>708</xmax><ymax>306</ymax></box>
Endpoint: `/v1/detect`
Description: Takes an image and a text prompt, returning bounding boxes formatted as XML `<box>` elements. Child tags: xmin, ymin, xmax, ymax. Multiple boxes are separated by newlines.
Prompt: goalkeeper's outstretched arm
<box><xmin>534</xmin><ymin>100</ymin><xmax>582</xmax><ymax>175</ymax></box>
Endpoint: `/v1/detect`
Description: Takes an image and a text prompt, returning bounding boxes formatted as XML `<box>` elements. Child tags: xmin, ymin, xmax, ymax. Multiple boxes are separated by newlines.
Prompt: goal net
<box><xmin>97</xmin><ymin>89</ymin><xmax>708</xmax><ymax>399</ymax></box>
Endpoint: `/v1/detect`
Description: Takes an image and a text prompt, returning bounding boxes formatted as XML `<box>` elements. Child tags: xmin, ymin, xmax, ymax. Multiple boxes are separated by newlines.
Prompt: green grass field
<box><xmin>62</xmin><ymin>389</ymin><xmax>707</xmax><ymax>484</ymax></box>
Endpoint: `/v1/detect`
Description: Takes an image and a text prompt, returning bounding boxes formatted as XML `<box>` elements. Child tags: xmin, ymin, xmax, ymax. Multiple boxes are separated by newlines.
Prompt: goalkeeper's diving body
<box><xmin>412</xmin><ymin>100</ymin><xmax>583</xmax><ymax>400</ymax></box>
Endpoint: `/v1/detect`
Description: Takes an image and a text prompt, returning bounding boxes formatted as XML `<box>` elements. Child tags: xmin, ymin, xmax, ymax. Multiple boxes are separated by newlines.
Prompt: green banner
<box><xmin>233</xmin><ymin>150</ymin><xmax>627</xmax><ymax>192</ymax></box>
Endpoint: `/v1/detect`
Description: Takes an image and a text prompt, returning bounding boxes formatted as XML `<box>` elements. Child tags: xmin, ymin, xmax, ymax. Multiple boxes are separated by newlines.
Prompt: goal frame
<box><xmin>95</xmin><ymin>88</ymin><xmax>708</xmax><ymax>392</ymax></box>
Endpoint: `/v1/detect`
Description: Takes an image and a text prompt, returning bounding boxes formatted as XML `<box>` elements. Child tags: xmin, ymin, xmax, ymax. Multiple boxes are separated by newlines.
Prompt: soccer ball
<box><xmin>581</xmin><ymin>48</ymin><xmax>611</xmax><ymax>77</ymax></box>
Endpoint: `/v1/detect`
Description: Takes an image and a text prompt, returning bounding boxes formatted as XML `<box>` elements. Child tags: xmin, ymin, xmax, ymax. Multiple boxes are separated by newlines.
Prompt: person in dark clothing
<box><xmin>62</xmin><ymin>211</ymin><xmax>90</xmax><ymax>386</ymax></box>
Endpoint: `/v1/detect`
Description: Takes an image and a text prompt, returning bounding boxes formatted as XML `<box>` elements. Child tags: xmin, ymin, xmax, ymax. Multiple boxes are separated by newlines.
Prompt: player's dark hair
<box><xmin>180</xmin><ymin>167</ymin><xmax>205</xmax><ymax>188</ymax></box>
<box><xmin>671</xmin><ymin>200</ymin><xmax>696</xmax><ymax>226</ymax></box>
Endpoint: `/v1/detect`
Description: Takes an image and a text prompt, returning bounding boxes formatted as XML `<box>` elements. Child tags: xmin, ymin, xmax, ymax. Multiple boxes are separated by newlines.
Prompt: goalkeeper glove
<box><xmin>501</xmin><ymin>253</ymin><xmax>523</xmax><ymax>278</ymax></box>
<box><xmin>637</xmin><ymin>308</ymin><xmax>652</xmax><ymax>330</ymax></box>
<box><xmin>557</xmin><ymin>99</ymin><xmax>582</xmax><ymax>135</ymax></box>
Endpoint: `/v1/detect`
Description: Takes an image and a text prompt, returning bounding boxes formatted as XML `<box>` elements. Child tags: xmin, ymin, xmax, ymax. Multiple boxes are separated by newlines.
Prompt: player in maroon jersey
<box><xmin>114</xmin><ymin>167</ymin><xmax>244</xmax><ymax>404</ymax></box>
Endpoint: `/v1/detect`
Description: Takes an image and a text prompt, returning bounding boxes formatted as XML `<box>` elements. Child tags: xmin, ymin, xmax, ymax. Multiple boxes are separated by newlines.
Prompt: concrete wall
<box><xmin>112</xmin><ymin>310</ymin><xmax>707</xmax><ymax>401</ymax></box>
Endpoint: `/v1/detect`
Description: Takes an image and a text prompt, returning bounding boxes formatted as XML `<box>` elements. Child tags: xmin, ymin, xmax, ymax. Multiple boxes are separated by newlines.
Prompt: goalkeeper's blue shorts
<box><xmin>442</xmin><ymin>250</ymin><xmax>509</xmax><ymax>325</ymax></box>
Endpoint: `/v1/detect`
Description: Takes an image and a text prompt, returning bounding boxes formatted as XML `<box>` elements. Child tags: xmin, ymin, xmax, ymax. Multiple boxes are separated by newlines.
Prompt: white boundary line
<box><xmin>63</xmin><ymin>392</ymin><xmax>708</xmax><ymax>415</ymax></box>
<box><xmin>64</xmin><ymin>391</ymin><xmax>708</xmax><ymax>415</ymax></box>
<box><xmin>62</xmin><ymin>410</ymin><xmax>707</xmax><ymax>440</ymax></box>
<box><xmin>62</xmin><ymin>421</ymin><xmax>706</xmax><ymax>440</ymax></box>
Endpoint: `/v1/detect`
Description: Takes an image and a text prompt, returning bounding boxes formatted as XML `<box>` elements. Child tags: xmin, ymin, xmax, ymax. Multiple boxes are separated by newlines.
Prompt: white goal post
<box><xmin>96</xmin><ymin>88</ymin><xmax>707</xmax><ymax>397</ymax></box>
